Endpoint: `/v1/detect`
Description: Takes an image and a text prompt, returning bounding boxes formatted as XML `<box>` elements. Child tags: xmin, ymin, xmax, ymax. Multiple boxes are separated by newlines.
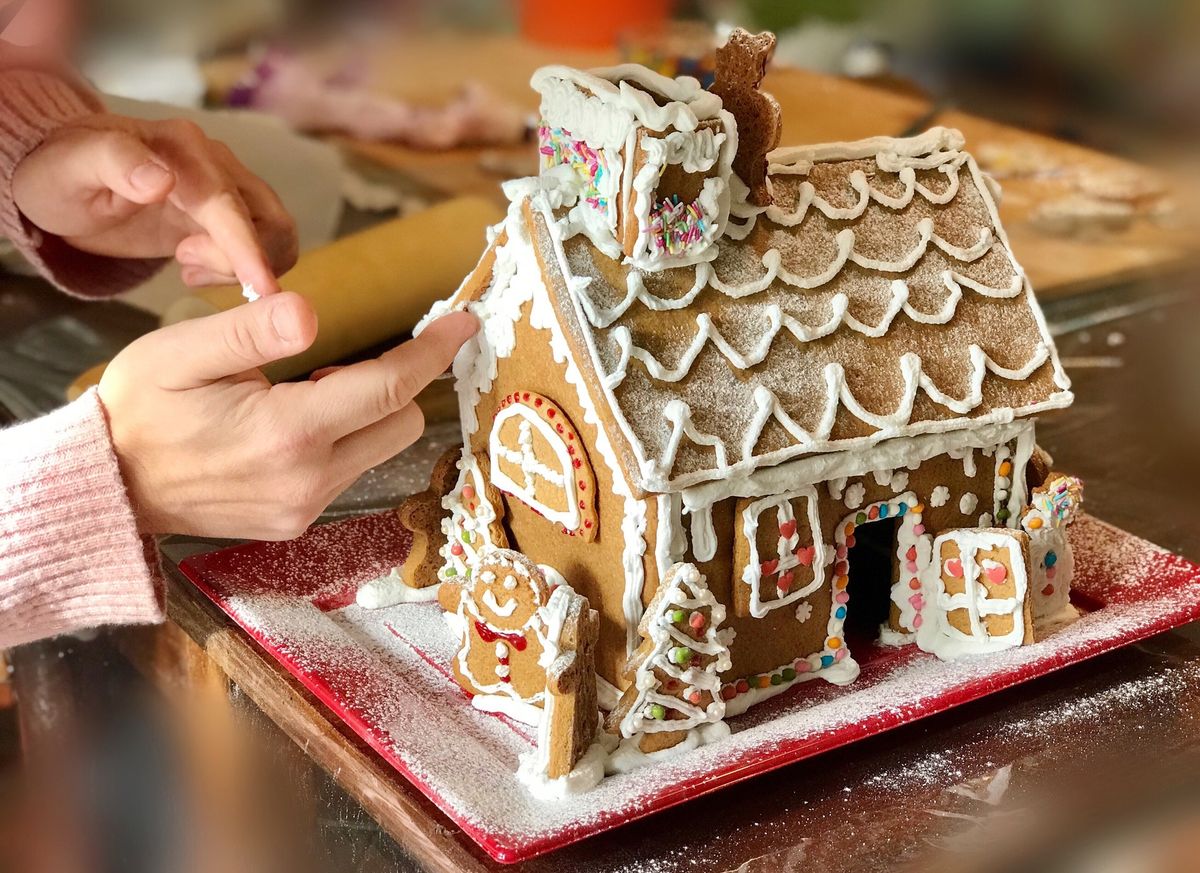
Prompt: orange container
<box><xmin>518</xmin><ymin>0</ymin><xmax>673</xmax><ymax>49</ymax></box>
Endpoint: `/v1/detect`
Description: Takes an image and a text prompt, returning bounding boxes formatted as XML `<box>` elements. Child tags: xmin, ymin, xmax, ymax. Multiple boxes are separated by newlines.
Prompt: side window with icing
<box><xmin>488</xmin><ymin>392</ymin><xmax>598</xmax><ymax>541</ymax></box>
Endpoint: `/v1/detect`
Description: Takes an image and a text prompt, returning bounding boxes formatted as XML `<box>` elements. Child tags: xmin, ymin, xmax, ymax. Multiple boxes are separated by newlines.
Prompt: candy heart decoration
<box><xmin>1042</xmin><ymin>584</ymin><xmax>1055</xmax><ymax>597</ymax></box>
<box><xmin>905</xmin><ymin>545</ymin><xmax>917</xmax><ymax>561</ymax></box>
<box><xmin>779</xmin><ymin>519</ymin><xmax>798</xmax><ymax>540</ymax></box>
<box><xmin>983</xmin><ymin>561</ymin><xmax>1008</xmax><ymax>585</ymax></box>
<box><xmin>944</xmin><ymin>558</ymin><xmax>964</xmax><ymax>579</ymax></box>
<box><xmin>777</xmin><ymin>571</ymin><xmax>795</xmax><ymax>592</ymax></box>
<box><xmin>795</xmin><ymin>546</ymin><xmax>815</xmax><ymax>566</ymax></box>
<box><xmin>761</xmin><ymin>559</ymin><xmax>779</xmax><ymax>576</ymax></box>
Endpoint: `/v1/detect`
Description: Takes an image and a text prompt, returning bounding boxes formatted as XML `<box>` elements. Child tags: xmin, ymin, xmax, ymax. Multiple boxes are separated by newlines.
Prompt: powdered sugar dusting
<box><xmin>183</xmin><ymin>513</ymin><xmax>1200</xmax><ymax>863</ymax></box>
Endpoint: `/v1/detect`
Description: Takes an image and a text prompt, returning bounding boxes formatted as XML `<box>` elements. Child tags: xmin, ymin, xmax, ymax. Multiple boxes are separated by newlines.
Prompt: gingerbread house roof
<box><xmin>523</xmin><ymin>126</ymin><xmax>1072</xmax><ymax>495</ymax></box>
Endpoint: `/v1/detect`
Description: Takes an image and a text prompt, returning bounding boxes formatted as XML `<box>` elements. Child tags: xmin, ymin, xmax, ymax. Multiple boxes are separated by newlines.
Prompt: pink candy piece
<box><xmin>834</xmin><ymin>648</ymin><xmax>848</xmax><ymax>661</ymax></box>
<box><xmin>1046</xmin><ymin>566</ymin><xmax>1058</xmax><ymax>580</ymax></box>
<box><xmin>913</xmin><ymin>614</ymin><xmax>924</xmax><ymax>628</ymax></box>
<box><xmin>835</xmin><ymin>592</ymin><xmax>849</xmax><ymax>604</ymax></box>
<box><xmin>913</xmin><ymin>524</ymin><xmax>926</xmax><ymax>535</ymax></box>
<box><xmin>795</xmin><ymin>659</ymin><xmax>811</xmax><ymax>673</ymax></box>
<box><xmin>835</xmin><ymin>544</ymin><xmax>848</xmax><ymax>559</ymax></box>
<box><xmin>905</xmin><ymin>560</ymin><xmax>919</xmax><ymax>573</ymax></box>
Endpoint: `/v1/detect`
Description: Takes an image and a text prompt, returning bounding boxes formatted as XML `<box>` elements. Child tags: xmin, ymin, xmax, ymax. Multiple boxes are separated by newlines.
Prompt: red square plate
<box><xmin>179</xmin><ymin>513</ymin><xmax>1200</xmax><ymax>864</ymax></box>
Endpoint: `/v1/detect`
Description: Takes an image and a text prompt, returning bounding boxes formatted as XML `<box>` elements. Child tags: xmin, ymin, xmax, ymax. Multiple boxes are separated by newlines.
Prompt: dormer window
<box><xmin>530</xmin><ymin>65</ymin><xmax>735</xmax><ymax>269</ymax></box>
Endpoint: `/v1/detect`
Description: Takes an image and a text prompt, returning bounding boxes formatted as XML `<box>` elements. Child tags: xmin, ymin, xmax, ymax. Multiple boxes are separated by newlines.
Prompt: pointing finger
<box><xmin>306</xmin><ymin>310</ymin><xmax>478</xmax><ymax>439</ymax></box>
<box><xmin>150</xmin><ymin>120</ymin><xmax>282</xmax><ymax>297</ymax></box>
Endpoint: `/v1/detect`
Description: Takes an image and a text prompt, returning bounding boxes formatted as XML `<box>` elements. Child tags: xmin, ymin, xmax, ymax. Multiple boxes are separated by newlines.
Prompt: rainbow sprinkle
<box><xmin>537</xmin><ymin>125</ymin><xmax>610</xmax><ymax>213</ymax></box>
<box><xmin>649</xmin><ymin>194</ymin><xmax>708</xmax><ymax>256</ymax></box>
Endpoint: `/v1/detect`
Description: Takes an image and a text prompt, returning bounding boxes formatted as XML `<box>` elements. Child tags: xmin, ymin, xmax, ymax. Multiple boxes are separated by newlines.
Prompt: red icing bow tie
<box><xmin>474</xmin><ymin>621</ymin><xmax>528</xmax><ymax>651</ymax></box>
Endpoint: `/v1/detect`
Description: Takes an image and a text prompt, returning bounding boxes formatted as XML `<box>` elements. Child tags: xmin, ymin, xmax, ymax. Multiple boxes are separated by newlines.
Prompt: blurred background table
<box><xmin>3</xmin><ymin>13</ymin><xmax>1200</xmax><ymax>873</ymax></box>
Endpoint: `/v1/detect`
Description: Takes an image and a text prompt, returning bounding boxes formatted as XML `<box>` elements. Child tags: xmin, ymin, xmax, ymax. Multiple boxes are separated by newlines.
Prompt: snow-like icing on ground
<box><xmin>214</xmin><ymin>514</ymin><xmax>1200</xmax><ymax>855</ymax></box>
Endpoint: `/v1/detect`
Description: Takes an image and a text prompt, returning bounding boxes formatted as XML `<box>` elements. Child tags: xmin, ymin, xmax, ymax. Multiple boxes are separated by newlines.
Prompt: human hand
<box><xmin>12</xmin><ymin>113</ymin><xmax>298</xmax><ymax>294</ymax></box>
<box><xmin>98</xmin><ymin>294</ymin><xmax>478</xmax><ymax>540</ymax></box>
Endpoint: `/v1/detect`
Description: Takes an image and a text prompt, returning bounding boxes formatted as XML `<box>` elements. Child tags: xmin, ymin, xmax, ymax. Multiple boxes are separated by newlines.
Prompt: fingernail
<box><xmin>130</xmin><ymin>161</ymin><xmax>171</xmax><ymax>191</ymax></box>
<box><xmin>269</xmin><ymin>296</ymin><xmax>299</xmax><ymax>343</ymax></box>
<box><xmin>443</xmin><ymin>309</ymin><xmax>480</xmax><ymax>341</ymax></box>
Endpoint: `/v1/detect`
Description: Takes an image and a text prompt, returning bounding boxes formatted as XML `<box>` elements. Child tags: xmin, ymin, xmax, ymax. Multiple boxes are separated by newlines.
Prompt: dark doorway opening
<box><xmin>844</xmin><ymin>517</ymin><xmax>901</xmax><ymax>650</ymax></box>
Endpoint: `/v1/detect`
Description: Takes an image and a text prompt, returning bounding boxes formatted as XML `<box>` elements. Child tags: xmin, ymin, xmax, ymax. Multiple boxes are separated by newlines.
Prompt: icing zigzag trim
<box><xmin>648</xmin><ymin>342</ymin><xmax>1055</xmax><ymax>480</ymax></box>
<box><xmin>579</xmin><ymin>219</ymin><xmax>1010</xmax><ymax>332</ymax></box>
<box><xmin>602</xmin><ymin>268</ymin><xmax>1023</xmax><ymax>389</ymax></box>
<box><xmin>741</xmin><ymin>154</ymin><xmax>967</xmax><ymax>228</ymax></box>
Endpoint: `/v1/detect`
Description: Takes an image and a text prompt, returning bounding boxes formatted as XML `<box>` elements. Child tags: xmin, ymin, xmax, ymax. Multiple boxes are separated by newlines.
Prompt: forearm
<box><xmin>0</xmin><ymin>389</ymin><xmax>164</xmax><ymax>649</ymax></box>
<box><xmin>0</xmin><ymin>52</ymin><xmax>166</xmax><ymax>296</ymax></box>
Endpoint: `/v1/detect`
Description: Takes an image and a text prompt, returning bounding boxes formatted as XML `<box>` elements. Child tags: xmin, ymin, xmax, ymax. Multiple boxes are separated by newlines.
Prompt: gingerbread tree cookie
<box><xmin>437</xmin><ymin>452</ymin><xmax>509</xmax><ymax>613</ymax></box>
<box><xmin>711</xmin><ymin>28</ymin><xmax>781</xmax><ymax>206</ymax></box>
<box><xmin>606</xmin><ymin>563</ymin><xmax>734</xmax><ymax>754</ymax></box>
<box><xmin>1020</xmin><ymin>473</ymin><xmax>1084</xmax><ymax>632</ymax></box>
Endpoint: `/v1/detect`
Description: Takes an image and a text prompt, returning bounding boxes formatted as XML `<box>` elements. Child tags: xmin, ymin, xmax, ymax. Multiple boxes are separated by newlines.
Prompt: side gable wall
<box><xmin>470</xmin><ymin>299</ymin><xmax>660</xmax><ymax>688</ymax></box>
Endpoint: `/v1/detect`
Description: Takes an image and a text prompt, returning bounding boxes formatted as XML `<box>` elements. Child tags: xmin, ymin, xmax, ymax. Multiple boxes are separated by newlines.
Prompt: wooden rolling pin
<box><xmin>68</xmin><ymin>196</ymin><xmax>503</xmax><ymax>399</ymax></box>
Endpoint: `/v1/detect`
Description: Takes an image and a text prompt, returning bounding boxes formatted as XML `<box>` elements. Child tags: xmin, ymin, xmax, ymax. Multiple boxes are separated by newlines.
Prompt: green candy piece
<box><xmin>770</xmin><ymin>673</ymin><xmax>783</xmax><ymax>686</ymax></box>
<box><xmin>856</xmin><ymin>512</ymin><xmax>867</xmax><ymax>525</ymax></box>
<box><xmin>649</xmin><ymin>704</ymin><xmax>666</xmax><ymax>720</ymax></box>
<box><xmin>782</xmin><ymin>667</ymin><xmax>797</xmax><ymax>681</ymax></box>
<box><xmin>996</xmin><ymin>508</ymin><xmax>1011</xmax><ymax>520</ymax></box>
<box><xmin>670</xmin><ymin>646</ymin><xmax>693</xmax><ymax>666</ymax></box>
<box><xmin>444</xmin><ymin>567</ymin><xmax>458</xmax><ymax>578</ymax></box>
<box><xmin>669</xmin><ymin>609</ymin><xmax>686</xmax><ymax>624</ymax></box>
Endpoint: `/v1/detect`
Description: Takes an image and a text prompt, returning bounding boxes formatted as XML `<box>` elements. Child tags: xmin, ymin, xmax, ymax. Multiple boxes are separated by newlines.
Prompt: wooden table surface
<box><xmin>4</xmin><ymin>34</ymin><xmax>1200</xmax><ymax>873</ymax></box>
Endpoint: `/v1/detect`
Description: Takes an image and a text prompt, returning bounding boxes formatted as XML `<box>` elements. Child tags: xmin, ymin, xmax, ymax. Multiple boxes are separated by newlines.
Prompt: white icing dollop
<box><xmin>930</xmin><ymin>485</ymin><xmax>950</xmax><ymax>508</ymax></box>
<box><xmin>843</xmin><ymin>481</ymin><xmax>866</xmax><ymax>509</ymax></box>
<box><xmin>356</xmin><ymin>568</ymin><xmax>440</xmax><ymax>608</ymax></box>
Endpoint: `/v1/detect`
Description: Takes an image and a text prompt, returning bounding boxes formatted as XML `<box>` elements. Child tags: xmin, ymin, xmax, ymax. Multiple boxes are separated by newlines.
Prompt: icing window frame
<box><xmin>733</xmin><ymin>487</ymin><xmax>828</xmax><ymax>619</ymax></box>
<box><xmin>488</xmin><ymin>392</ymin><xmax>598</xmax><ymax>541</ymax></box>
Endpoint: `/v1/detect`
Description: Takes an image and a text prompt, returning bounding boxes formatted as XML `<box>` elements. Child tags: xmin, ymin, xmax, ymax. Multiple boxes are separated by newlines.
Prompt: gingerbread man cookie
<box><xmin>452</xmin><ymin>549</ymin><xmax>553</xmax><ymax>705</ymax></box>
<box><xmin>711</xmin><ymin>28</ymin><xmax>782</xmax><ymax>207</ymax></box>
<box><xmin>396</xmin><ymin>445</ymin><xmax>463</xmax><ymax>592</ymax></box>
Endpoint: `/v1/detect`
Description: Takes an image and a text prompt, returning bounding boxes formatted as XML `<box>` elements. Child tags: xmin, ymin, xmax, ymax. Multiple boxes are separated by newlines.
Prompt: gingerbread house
<box><xmin>393</xmin><ymin>42</ymin><xmax>1080</xmax><ymax>752</ymax></box>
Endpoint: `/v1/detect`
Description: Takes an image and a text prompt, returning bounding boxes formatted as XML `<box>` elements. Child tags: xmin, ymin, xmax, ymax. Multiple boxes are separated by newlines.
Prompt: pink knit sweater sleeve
<box><xmin>0</xmin><ymin>389</ymin><xmax>164</xmax><ymax>648</ymax></box>
<box><xmin>0</xmin><ymin>56</ymin><xmax>167</xmax><ymax>646</ymax></box>
<box><xmin>0</xmin><ymin>54</ymin><xmax>166</xmax><ymax>296</ymax></box>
